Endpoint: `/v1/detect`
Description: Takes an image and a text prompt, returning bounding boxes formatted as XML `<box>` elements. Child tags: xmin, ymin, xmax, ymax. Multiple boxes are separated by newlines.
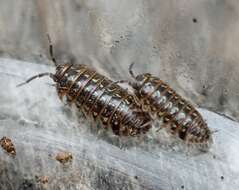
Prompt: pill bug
<box><xmin>128</xmin><ymin>63</ymin><xmax>212</xmax><ymax>144</ymax></box>
<box><xmin>17</xmin><ymin>37</ymin><xmax>152</xmax><ymax>137</ymax></box>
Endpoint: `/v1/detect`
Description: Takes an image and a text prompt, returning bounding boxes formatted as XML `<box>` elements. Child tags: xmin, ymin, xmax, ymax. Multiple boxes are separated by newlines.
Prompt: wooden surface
<box><xmin>0</xmin><ymin>59</ymin><xmax>239</xmax><ymax>190</ymax></box>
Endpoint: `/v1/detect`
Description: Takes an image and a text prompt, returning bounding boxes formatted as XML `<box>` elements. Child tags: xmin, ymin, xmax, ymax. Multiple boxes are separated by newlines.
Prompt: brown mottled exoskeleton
<box><xmin>127</xmin><ymin>63</ymin><xmax>212</xmax><ymax>145</ymax></box>
<box><xmin>17</xmin><ymin>37</ymin><xmax>152</xmax><ymax>137</ymax></box>
<box><xmin>0</xmin><ymin>136</ymin><xmax>16</xmax><ymax>156</ymax></box>
<box><xmin>55</xmin><ymin>151</ymin><xmax>73</xmax><ymax>164</ymax></box>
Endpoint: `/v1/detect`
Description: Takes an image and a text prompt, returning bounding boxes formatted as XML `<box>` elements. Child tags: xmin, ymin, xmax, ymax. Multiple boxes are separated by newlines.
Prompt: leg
<box><xmin>155</xmin><ymin>123</ymin><xmax>166</xmax><ymax>132</ymax></box>
<box><xmin>112</xmin><ymin>80</ymin><xmax>130</xmax><ymax>85</ymax></box>
<box><xmin>139</xmin><ymin>120</ymin><xmax>152</xmax><ymax>130</ymax></box>
<box><xmin>56</xmin><ymin>86</ymin><xmax>69</xmax><ymax>101</ymax></box>
<box><xmin>16</xmin><ymin>72</ymin><xmax>55</xmax><ymax>87</ymax></box>
<box><xmin>47</xmin><ymin>34</ymin><xmax>57</xmax><ymax>66</ymax></box>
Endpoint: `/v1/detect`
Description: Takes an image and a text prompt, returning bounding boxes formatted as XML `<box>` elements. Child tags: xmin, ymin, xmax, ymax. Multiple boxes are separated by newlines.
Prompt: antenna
<box><xmin>129</xmin><ymin>62</ymin><xmax>137</xmax><ymax>79</ymax></box>
<box><xmin>16</xmin><ymin>73</ymin><xmax>55</xmax><ymax>87</ymax></box>
<box><xmin>47</xmin><ymin>34</ymin><xmax>57</xmax><ymax>66</ymax></box>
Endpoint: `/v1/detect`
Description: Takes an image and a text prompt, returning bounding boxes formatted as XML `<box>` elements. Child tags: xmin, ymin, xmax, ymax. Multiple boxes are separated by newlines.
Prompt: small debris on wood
<box><xmin>0</xmin><ymin>136</ymin><xmax>16</xmax><ymax>156</ymax></box>
<box><xmin>18</xmin><ymin>179</ymin><xmax>35</xmax><ymax>190</ymax></box>
<box><xmin>36</xmin><ymin>176</ymin><xmax>49</xmax><ymax>184</ymax></box>
<box><xmin>193</xmin><ymin>18</ymin><xmax>198</xmax><ymax>23</ymax></box>
<box><xmin>55</xmin><ymin>151</ymin><xmax>73</xmax><ymax>164</ymax></box>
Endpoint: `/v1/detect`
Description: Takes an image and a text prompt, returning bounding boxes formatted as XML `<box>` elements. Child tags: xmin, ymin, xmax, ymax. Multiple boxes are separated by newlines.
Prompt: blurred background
<box><xmin>0</xmin><ymin>0</ymin><xmax>238</xmax><ymax>121</ymax></box>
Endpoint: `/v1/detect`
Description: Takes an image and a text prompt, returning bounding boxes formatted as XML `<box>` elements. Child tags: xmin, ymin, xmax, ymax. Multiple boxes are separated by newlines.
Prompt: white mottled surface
<box><xmin>0</xmin><ymin>59</ymin><xmax>238</xmax><ymax>190</ymax></box>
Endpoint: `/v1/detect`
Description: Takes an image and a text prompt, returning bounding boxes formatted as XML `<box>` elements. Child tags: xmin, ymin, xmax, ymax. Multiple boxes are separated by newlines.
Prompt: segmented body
<box><xmin>54</xmin><ymin>63</ymin><xmax>152</xmax><ymax>136</ymax></box>
<box><xmin>130</xmin><ymin>73</ymin><xmax>211</xmax><ymax>144</ymax></box>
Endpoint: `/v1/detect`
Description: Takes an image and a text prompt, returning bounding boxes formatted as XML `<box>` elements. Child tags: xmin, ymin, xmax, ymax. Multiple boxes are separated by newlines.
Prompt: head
<box><xmin>53</xmin><ymin>63</ymin><xmax>73</xmax><ymax>83</ymax></box>
<box><xmin>128</xmin><ymin>62</ymin><xmax>152</xmax><ymax>92</ymax></box>
<box><xmin>16</xmin><ymin>34</ymin><xmax>73</xmax><ymax>88</ymax></box>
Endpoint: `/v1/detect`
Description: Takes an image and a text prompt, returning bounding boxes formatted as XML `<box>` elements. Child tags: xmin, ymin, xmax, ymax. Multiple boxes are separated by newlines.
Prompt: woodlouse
<box><xmin>127</xmin><ymin>63</ymin><xmax>212</xmax><ymax>144</ymax></box>
<box><xmin>17</xmin><ymin>37</ymin><xmax>152</xmax><ymax>137</ymax></box>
